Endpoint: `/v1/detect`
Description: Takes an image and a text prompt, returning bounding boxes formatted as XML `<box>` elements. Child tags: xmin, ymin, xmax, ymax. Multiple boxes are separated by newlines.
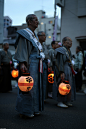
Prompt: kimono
<box><xmin>0</xmin><ymin>50</ymin><xmax>12</xmax><ymax>92</ymax></box>
<box><xmin>42</xmin><ymin>43</ymin><xmax>50</xmax><ymax>99</ymax></box>
<box><xmin>48</xmin><ymin>48</ymin><xmax>55</xmax><ymax>93</ymax></box>
<box><xmin>48</xmin><ymin>48</ymin><xmax>55</xmax><ymax>70</ymax></box>
<box><xmin>14</xmin><ymin>29</ymin><xmax>44</xmax><ymax>116</ymax></box>
<box><xmin>53</xmin><ymin>46</ymin><xmax>76</xmax><ymax>103</ymax></box>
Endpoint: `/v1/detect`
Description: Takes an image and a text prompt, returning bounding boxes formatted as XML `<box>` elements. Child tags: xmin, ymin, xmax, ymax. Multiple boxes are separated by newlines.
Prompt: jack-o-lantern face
<box><xmin>58</xmin><ymin>82</ymin><xmax>71</xmax><ymax>95</ymax></box>
<box><xmin>11</xmin><ymin>70</ymin><xmax>19</xmax><ymax>78</ymax></box>
<box><xmin>18</xmin><ymin>76</ymin><xmax>34</xmax><ymax>92</ymax></box>
<box><xmin>48</xmin><ymin>73</ymin><xmax>54</xmax><ymax>83</ymax></box>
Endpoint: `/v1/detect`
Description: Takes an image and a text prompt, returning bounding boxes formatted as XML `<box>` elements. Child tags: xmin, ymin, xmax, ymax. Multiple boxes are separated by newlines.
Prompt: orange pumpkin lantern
<box><xmin>11</xmin><ymin>70</ymin><xmax>19</xmax><ymax>78</ymax></box>
<box><xmin>18</xmin><ymin>75</ymin><xmax>34</xmax><ymax>92</ymax></box>
<box><xmin>58</xmin><ymin>82</ymin><xmax>71</xmax><ymax>95</ymax></box>
<box><xmin>48</xmin><ymin>72</ymin><xmax>54</xmax><ymax>83</ymax></box>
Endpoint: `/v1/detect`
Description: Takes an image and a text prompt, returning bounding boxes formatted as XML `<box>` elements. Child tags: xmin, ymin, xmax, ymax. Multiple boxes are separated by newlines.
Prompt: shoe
<box><xmin>34</xmin><ymin>112</ymin><xmax>40</xmax><ymax>116</ymax></box>
<box><xmin>19</xmin><ymin>114</ymin><xmax>34</xmax><ymax>118</ymax></box>
<box><xmin>66</xmin><ymin>103</ymin><xmax>73</xmax><ymax>107</ymax></box>
<box><xmin>28</xmin><ymin>114</ymin><xmax>34</xmax><ymax>118</ymax></box>
<box><xmin>57</xmin><ymin>102</ymin><xmax>68</xmax><ymax>108</ymax></box>
<box><xmin>48</xmin><ymin>92</ymin><xmax>52</xmax><ymax>98</ymax></box>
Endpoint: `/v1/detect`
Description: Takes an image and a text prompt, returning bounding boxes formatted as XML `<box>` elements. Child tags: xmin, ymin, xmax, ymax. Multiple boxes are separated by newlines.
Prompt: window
<box><xmin>48</xmin><ymin>36</ymin><xmax>51</xmax><ymax>38</ymax></box>
<box><xmin>49</xmin><ymin>21</ymin><xmax>52</xmax><ymax>24</ymax></box>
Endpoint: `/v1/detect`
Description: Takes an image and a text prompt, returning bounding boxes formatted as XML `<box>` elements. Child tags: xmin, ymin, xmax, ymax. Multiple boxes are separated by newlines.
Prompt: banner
<box><xmin>53</xmin><ymin>16</ymin><xmax>58</xmax><ymax>41</ymax></box>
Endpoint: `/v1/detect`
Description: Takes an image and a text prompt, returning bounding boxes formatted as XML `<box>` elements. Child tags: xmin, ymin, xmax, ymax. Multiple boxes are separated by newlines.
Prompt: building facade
<box><xmin>59</xmin><ymin>0</ymin><xmax>86</xmax><ymax>55</ymax></box>
<box><xmin>34</xmin><ymin>10</ymin><xmax>61</xmax><ymax>46</ymax></box>
<box><xmin>3</xmin><ymin>16</ymin><xmax>12</xmax><ymax>39</ymax></box>
<box><xmin>56</xmin><ymin>0</ymin><xmax>86</xmax><ymax>82</ymax></box>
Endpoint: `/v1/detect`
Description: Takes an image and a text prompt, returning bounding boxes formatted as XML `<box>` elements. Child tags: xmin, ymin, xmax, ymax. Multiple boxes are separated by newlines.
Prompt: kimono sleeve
<box><xmin>48</xmin><ymin>49</ymin><xmax>55</xmax><ymax>67</ymax></box>
<box><xmin>43</xmin><ymin>44</ymin><xmax>50</xmax><ymax>60</ymax></box>
<box><xmin>55</xmin><ymin>53</ymin><xmax>64</xmax><ymax>76</ymax></box>
<box><xmin>14</xmin><ymin>36</ymin><xmax>32</xmax><ymax>63</ymax></box>
<box><xmin>78</xmin><ymin>52</ymin><xmax>83</xmax><ymax>69</ymax></box>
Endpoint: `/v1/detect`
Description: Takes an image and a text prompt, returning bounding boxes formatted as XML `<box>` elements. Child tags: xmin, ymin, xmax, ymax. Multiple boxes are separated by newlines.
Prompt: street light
<box><xmin>48</xmin><ymin>36</ymin><xmax>51</xmax><ymax>38</ymax></box>
<box><xmin>41</xmin><ymin>22</ymin><xmax>44</xmax><ymax>25</ymax></box>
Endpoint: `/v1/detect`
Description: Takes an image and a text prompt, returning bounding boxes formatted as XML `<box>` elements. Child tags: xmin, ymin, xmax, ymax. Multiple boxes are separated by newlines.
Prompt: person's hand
<box><xmin>12</xmin><ymin>66</ymin><xmax>16</xmax><ymax>70</ymax></box>
<box><xmin>20</xmin><ymin>63</ymin><xmax>27</xmax><ymax>72</ymax></box>
<box><xmin>49</xmin><ymin>67</ymin><xmax>52</xmax><ymax>72</ymax></box>
<box><xmin>60</xmin><ymin>73</ymin><xmax>65</xmax><ymax>81</ymax></box>
<box><xmin>78</xmin><ymin>69</ymin><xmax>81</xmax><ymax>72</ymax></box>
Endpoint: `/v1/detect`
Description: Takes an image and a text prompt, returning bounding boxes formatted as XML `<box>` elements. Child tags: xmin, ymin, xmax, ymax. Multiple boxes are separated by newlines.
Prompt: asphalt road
<box><xmin>0</xmin><ymin>88</ymin><xmax>86</xmax><ymax>129</ymax></box>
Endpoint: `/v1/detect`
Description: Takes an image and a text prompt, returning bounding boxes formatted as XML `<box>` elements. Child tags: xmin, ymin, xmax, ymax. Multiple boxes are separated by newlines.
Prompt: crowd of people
<box><xmin>0</xmin><ymin>14</ymin><xmax>85</xmax><ymax>118</ymax></box>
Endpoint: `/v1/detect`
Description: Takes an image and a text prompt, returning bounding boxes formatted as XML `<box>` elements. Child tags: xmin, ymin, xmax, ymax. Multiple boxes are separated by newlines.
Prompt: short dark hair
<box><xmin>77</xmin><ymin>46</ymin><xmax>82</xmax><ymax>51</ymax></box>
<box><xmin>51</xmin><ymin>41</ymin><xmax>56</xmax><ymax>46</ymax></box>
<box><xmin>62</xmin><ymin>36</ymin><xmax>69</xmax><ymax>44</ymax></box>
<box><xmin>26</xmin><ymin>14</ymin><xmax>36</xmax><ymax>26</ymax></box>
<box><xmin>37</xmin><ymin>31</ymin><xmax>44</xmax><ymax>36</ymax></box>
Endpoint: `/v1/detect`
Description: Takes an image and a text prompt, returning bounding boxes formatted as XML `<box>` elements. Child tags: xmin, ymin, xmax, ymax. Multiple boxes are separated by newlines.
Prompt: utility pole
<box><xmin>54</xmin><ymin>0</ymin><xmax>56</xmax><ymax>19</ymax></box>
<box><xmin>0</xmin><ymin>0</ymin><xmax>4</xmax><ymax>44</ymax></box>
<box><xmin>53</xmin><ymin>0</ymin><xmax>57</xmax><ymax>41</ymax></box>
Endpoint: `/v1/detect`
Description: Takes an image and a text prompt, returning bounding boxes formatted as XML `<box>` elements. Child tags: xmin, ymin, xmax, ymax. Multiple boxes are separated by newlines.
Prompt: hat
<box><xmin>58</xmin><ymin>42</ymin><xmax>62</xmax><ymax>46</ymax></box>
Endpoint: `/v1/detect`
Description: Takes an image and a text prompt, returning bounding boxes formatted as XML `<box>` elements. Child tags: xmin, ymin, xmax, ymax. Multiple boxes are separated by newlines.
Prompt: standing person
<box><xmin>37</xmin><ymin>31</ymin><xmax>50</xmax><ymax>100</ymax></box>
<box><xmin>53</xmin><ymin>36</ymin><xmax>76</xmax><ymax>108</ymax></box>
<box><xmin>48</xmin><ymin>41</ymin><xmax>57</xmax><ymax>97</ymax></box>
<box><xmin>0</xmin><ymin>41</ymin><xmax>12</xmax><ymax>92</ymax></box>
<box><xmin>48</xmin><ymin>41</ymin><xmax>57</xmax><ymax>72</ymax></box>
<box><xmin>74</xmin><ymin>46</ymin><xmax>83</xmax><ymax>92</ymax></box>
<box><xmin>14</xmin><ymin>14</ymin><xmax>45</xmax><ymax>118</ymax></box>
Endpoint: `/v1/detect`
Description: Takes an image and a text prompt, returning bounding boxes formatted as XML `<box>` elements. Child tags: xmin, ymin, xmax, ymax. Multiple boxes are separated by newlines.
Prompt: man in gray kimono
<box><xmin>48</xmin><ymin>41</ymin><xmax>57</xmax><ymax>97</ymax></box>
<box><xmin>14</xmin><ymin>14</ymin><xmax>45</xmax><ymax>118</ymax></box>
<box><xmin>48</xmin><ymin>41</ymin><xmax>58</xmax><ymax>71</ymax></box>
<box><xmin>53</xmin><ymin>36</ymin><xmax>76</xmax><ymax>108</ymax></box>
<box><xmin>37</xmin><ymin>31</ymin><xmax>50</xmax><ymax>100</ymax></box>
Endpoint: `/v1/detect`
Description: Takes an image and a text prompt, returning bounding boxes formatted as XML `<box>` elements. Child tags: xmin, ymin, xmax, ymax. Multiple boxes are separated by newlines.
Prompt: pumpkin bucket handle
<box><xmin>22</xmin><ymin>72</ymin><xmax>30</xmax><ymax>76</ymax></box>
<box><xmin>62</xmin><ymin>80</ymin><xmax>69</xmax><ymax>84</ymax></box>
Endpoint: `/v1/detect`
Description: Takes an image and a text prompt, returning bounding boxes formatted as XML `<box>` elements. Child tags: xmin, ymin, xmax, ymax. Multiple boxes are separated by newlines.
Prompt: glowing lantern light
<box><xmin>18</xmin><ymin>74</ymin><xmax>34</xmax><ymax>92</ymax></box>
<box><xmin>11</xmin><ymin>70</ymin><xmax>19</xmax><ymax>78</ymax></box>
<box><xmin>58</xmin><ymin>82</ymin><xmax>71</xmax><ymax>95</ymax></box>
<box><xmin>48</xmin><ymin>71</ymin><xmax>54</xmax><ymax>83</ymax></box>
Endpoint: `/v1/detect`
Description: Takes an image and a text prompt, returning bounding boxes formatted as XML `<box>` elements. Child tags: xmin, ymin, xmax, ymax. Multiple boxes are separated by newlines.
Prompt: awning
<box><xmin>75</xmin><ymin>36</ymin><xmax>86</xmax><ymax>40</ymax></box>
<box><xmin>3</xmin><ymin>39</ymin><xmax>16</xmax><ymax>45</ymax></box>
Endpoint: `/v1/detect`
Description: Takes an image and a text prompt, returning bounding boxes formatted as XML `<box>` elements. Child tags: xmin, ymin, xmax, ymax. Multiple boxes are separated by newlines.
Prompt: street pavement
<box><xmin>0</xmin><ymin>87</ymin><xmax>86</xmax><ymax>129</ymax></box>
